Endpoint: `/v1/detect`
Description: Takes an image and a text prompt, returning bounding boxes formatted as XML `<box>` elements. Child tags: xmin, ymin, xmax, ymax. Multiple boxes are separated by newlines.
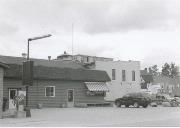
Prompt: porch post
<box><xmin>0</xmin><ymin>63</ymin><xmax>9</xmax><ymax>119</ymax></box>
<box><xmin>0</xmin><ymin>67</ymin><xmax>4</xmax><ymax>119</ymax></box>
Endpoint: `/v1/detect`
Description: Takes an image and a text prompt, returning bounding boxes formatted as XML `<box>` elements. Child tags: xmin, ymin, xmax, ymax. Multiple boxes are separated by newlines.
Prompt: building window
<box><xmin>122</xmin><ymin>70</ymin><xmax>126</xmax><ymax>81</ymax></box>
<box><xmin>45</xmin><ymin>86</ymin><xmax>55</xmax><ymax>97</ymax></box>
<box><xmin>112</xmin><ymin>69</ymin><xmax>116</xmax><ymax>80</ymax></box>
<box><xmin>132</xmin><ymin>71</ymin><xmax>135</xmax><ymax>81</ymax></box>
<box><xmin>86</xmin><ymin>91</ymin><xmax>106</xmax><ymax>96</ymax></box>
<box><xmin>84</xmin><ymin>56</ymin><xmax>88</xmax><ymax>63</ymax></box>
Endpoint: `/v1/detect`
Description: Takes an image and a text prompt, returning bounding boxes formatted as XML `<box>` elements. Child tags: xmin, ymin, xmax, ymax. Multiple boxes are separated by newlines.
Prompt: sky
<box><xmin>0</xmin><ymin>0</ymin><xmax>179</xmax><ymax>69</ymax></box>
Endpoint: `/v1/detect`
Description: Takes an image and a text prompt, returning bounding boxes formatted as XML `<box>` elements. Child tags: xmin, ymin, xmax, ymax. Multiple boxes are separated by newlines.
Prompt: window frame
<box><xmin>132</xmin><ymin>70</ymin><xmax>136</xmax><ymax>81</ymax></box>
<box><xmin>112</xmin><ymin>69</ymin><xmax>116</xmax><ymax>80</ymax></box>
<box><xmin>45</xmin><ymin>86</ymin><xmax>55</xmax><ymax>97</ymax></box>
<box><xmin>122</xmin><ymin>70</ymin><xmax>126</xmax><ymax>81</ymax></box>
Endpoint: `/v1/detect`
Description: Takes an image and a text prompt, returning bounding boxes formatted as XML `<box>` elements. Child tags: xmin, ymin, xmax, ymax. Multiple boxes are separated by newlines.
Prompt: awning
<box><xmin>85</xmin><ymin>82</ymin><xmax>109</xmax><ymax>92</ymax></box>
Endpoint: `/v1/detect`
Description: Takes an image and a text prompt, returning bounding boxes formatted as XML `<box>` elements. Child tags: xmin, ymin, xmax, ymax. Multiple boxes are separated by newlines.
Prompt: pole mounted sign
<box><xmin>24</xmin><ymin>34</ymin><xmax>51</xmax><ymax>118</ymax></box>
<box><xmin>22</xmin><ymin>61</ymin><xmax>34</xmax><ymax>86</ymax></box>
<box><xmin>22</xmin><ymin>60</ymin><xmax>33</xmax><ymax>117</ymax></box>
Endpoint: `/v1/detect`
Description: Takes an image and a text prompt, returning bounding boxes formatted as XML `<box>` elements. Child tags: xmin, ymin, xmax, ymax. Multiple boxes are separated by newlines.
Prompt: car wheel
<box><xmin>134</xmin><ymin>102</ymin><xmax>139</xmax><ymax>108</ymax></box>
<box><xmin>116</xmin><ymin>101</ymin><xmax>121</xmax><ymax>107</ymax></box>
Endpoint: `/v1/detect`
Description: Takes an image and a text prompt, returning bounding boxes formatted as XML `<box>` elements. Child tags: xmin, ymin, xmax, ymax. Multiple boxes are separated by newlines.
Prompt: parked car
<box><xmin>156</xmin><ymin>93</ymin><xmax>173</xmax><ymax>101</ymax></box>
<box><xmin>150</xmin><ymin>102</ymin><xmax>157</xmax><ymax>107</ymax></box>
<box><xmin>155</xmin><ymin>93</ymin><xmax>170</xmax><ymax>105</ymax></box>
<box><xmin>115</xmin><ymin>92</ymin><xmax>151</xmax><ymax>108</ymax></box>
<box><xmin>156</xmin><ymin>94</ymin><xmax>180</xmax><ymax>107</ymax></box>
<box><xmin>170</xmin><ymin>97</ymin><xmax>180</xmax><ymax>107</ymax></box>
<box><xmin>174</xmin><ymin>97</ymin><xmax>180</xmax><ymax>104</ymax></box>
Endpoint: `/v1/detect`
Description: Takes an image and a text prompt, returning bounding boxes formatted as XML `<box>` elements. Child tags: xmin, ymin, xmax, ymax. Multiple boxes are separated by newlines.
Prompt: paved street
<box><xmin>0</xmin><ymin>106</ymin><xmax>180</xmax><ymax>127</ymax></box>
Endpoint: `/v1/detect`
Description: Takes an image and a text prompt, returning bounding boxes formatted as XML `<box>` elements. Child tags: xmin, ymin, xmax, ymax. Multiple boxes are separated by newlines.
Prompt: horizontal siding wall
<box><xmin>3</xmin><ymin>78</ymin><xmax>105</xmax><ymax>108</ymax></box>
<box><xmin>33</xmin><ymin>80</ymin><xmax>105</xmax><ymax>108</ymax></box>
<box><xmin>3</xmin><ymin>78</ymin><xmax>26</xmax><ymax>108</ymax></box>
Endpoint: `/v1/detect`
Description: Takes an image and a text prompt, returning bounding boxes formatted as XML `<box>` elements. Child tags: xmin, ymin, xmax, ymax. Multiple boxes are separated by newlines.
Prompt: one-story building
<box><xmin>1</xmin><ymin>55</ymin><xmax>111</xmax><ymax>109</ymax></box>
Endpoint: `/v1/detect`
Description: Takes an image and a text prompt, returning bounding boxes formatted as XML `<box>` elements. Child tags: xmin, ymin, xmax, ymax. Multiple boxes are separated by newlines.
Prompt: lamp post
<box><xmin>25</xmin><ymin>34</ymin><xmax>52</xmax><ymax>117</ymax></box>
<box><xmin>27</xmin><ymin>34</ymin><xmax>52</xmax><ymax>60</ymax></box>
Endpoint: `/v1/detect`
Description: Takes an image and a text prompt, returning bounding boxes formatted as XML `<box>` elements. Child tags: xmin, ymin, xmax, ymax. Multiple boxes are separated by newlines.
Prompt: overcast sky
<box><xmin>0</xmin><ymin>0</ymin><xmax>179</xmax><ymax>69</ymax></box>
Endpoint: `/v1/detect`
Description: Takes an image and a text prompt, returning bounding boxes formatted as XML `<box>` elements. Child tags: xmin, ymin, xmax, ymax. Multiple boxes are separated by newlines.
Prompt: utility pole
<box><xmin>72</xmin><ymin>23</ymin><xmax>74</xmax><ymax>56</ymax></box>
<box><xmin>72</xmin><ymin>23</ymin><xmax>74</xmax><ymax>58</ymax></box>
<box><xmin>25</xmin><ymin>34</ymin><xmax>52</xmax><ymax>117</ymax></box>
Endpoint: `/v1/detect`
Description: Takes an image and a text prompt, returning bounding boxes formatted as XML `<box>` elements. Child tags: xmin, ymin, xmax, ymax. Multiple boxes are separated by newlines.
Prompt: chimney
<box><xmin>48</xmin><ymin>56</ymin><xmax>51</xmax><ymax>61</ymax></box>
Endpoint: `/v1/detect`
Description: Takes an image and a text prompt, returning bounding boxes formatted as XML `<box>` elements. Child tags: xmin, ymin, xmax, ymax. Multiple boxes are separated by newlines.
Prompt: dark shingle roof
<box><xmin>4</xmin><ymin>64</ymin><xmax>111</xmax><ymax>82</ymax></box>
<box><xmin>0</xmin><ymin>62</ymin><xmax>9</xmax><ymax>69</ymax></box>
<box><xmin>0</xmin><ymin>55</ymin><xmax>85</xmax><ymax>69</ymax></box>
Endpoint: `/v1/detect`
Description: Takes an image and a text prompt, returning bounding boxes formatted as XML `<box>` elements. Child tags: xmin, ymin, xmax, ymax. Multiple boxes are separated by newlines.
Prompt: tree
<box><xmin>161</xmin><ymin>62</ymin><xmax>178</xmax><ymax>78</ymax></box>
<box><xmin>149</xmin><ymin>65</ymin><xmax>158</xmax><ymax>76</ymax></box>
<box><xmin>170</xmin><ymin>63</ymin><xmax>178</xmax><ymax>78</ymax></box>
<box><xmin>161</xmin><ymin>63</ymin><xmax>170</xmax><ymax>77</ymax></box>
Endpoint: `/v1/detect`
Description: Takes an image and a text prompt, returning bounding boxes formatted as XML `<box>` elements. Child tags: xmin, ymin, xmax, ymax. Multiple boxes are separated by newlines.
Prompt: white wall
<box><xmin>95</xmin><ymin>60</ymin><xmax>141</xmax><ymax>101</ymax></box>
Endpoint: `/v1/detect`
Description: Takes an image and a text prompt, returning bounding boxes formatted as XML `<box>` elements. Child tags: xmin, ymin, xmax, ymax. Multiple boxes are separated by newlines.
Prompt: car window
<box><xmin>123</xmin><ymin>92</ymin><xmax>151</xmax><ymax>98</ymax></box>
<box><xmin>141</xmin><ymin>93</ymin><xmax>149</xmax><ymax>98</ymax></box>
<box><xmin>123</xmin><ymin>94</ymin><xmax>130</xmax><ymax>98</ymax></box>
<box><xmin>128</xmin><ymin>93</ymin><xmax>135</xmax><ymax>97</ymax></box>
<box><xmin>130</xmin><ymin>93</ymin><xmax>139</xmax><ymax>98</ymax></box>
<box><xmin>137</xmin><ymin>93</ymin><xmax>142</xmax><ymax>97</ymax></box>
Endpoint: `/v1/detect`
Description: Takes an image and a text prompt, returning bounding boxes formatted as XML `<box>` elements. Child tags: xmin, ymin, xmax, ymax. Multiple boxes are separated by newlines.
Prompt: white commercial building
<box><xmin>55</xmin><ymin>52</ymin><xmax>141</xmax><ymax>101</ymax></box>
<box><xmin>95</xmin><ymin>60</ymin><xmax>141</xmax><ymax>101</ymax></box>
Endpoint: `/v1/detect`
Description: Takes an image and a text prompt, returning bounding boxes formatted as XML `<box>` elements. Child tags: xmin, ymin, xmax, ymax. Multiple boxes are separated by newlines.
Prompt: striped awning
<box><xmin>85</xmin><ymin>82</ymin><xmax>109</xmax><ymax>92</ymax></box>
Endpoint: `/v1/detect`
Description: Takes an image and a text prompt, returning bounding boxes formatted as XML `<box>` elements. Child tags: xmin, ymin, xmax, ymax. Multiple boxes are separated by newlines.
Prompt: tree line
<box><xmin>145</xmin><ymin>63</ymin><xmax>178</xmax><ymax>78</ymax></box>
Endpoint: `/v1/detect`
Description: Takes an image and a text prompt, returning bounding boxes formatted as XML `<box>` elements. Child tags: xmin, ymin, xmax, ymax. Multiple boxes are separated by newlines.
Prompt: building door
<box><xmin>67</xmin><ymin>89</ymin><xmax>74</xmax><ymax>107</ymax></box>
<box><xmin>9</xmin><ymin>89</ymin><xmax>17</xmax><ymax>109</ymax></box>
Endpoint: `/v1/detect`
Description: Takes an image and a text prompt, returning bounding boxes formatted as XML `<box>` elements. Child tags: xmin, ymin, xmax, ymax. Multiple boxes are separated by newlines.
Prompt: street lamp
<box><xmin>25</xmin><ymin>34</ymin><xmax>52</xmax><ymax>117</ymax></box>
<box><xmin>27</xmin><ymin>34</ymin><xmax>52</xmax><ymax>60</ymax></box>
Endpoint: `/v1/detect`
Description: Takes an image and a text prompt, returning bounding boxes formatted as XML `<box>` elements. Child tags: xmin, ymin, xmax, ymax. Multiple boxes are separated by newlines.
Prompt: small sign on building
<box><xmin>22</xmin><ymin>61</ymin><xmax>34</xmax><ymax>86</ymax></box>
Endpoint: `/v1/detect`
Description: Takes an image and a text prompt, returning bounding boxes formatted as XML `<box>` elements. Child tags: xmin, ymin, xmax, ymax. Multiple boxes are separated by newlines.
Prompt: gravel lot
<box><xmin>0</xmin><ymin>106</ymin><xmax>180</xmax><ymax>127</ymax></box>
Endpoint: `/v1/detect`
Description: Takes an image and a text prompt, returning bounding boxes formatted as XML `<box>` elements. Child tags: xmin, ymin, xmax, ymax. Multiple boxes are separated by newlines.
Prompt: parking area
<box><xmin>0</xmin><ymin>106</ymin><xmax>180</xmax><ymax>127</ymax></box>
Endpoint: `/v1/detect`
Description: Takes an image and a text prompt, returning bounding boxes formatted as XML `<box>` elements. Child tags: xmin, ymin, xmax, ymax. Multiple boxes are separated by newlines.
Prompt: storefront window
<box><xmin>86</xmin><ymin>91</ymin><xmax>106</xmax><ymax>96</ymax></box>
